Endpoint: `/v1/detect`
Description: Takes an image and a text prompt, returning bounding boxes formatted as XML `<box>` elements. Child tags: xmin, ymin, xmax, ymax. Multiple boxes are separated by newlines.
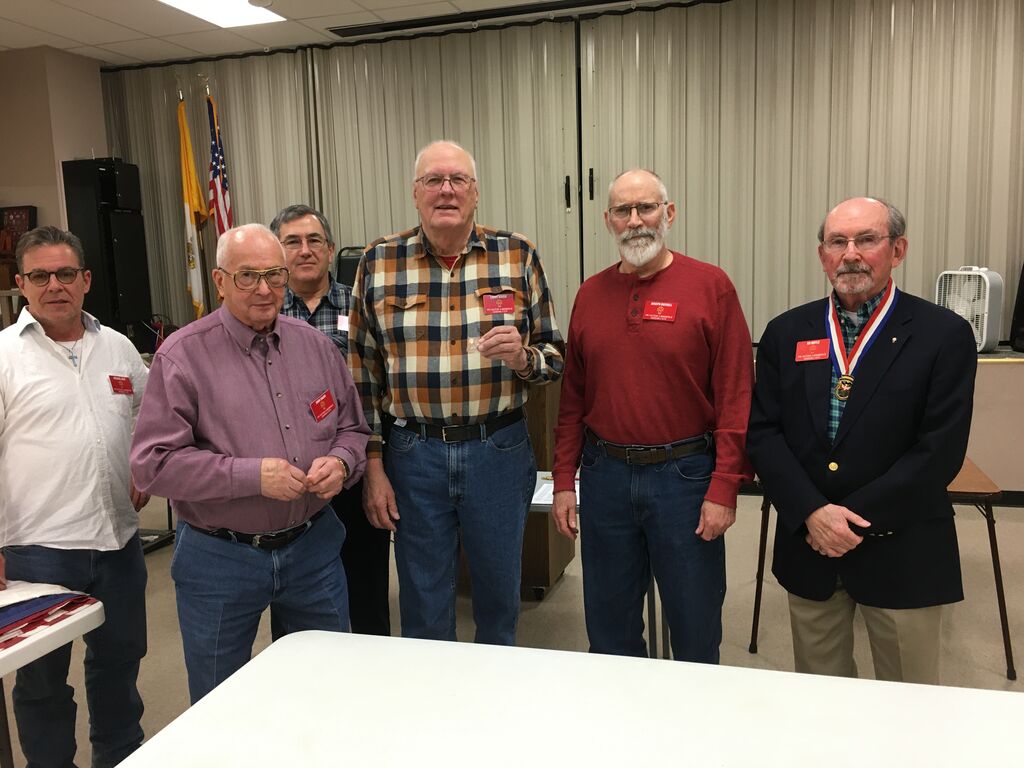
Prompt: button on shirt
<box><xmin>282</xmin><ymin>275</ymin><xmax>352</xmax><ymax>357</ymax></box>
<box><xmin>349</xmin><ymin>224</ymin><xmax>565</xmax><ymax>456</ymax></box>
<box><xmin>0</xmin><ymin>309</ymin><xmax>149</xmax><ymax>549</ymax></box>
<box><xmin>130</xmin><ymin>307</ymin><xmax>370</xmax><ymax>533</ymax></box>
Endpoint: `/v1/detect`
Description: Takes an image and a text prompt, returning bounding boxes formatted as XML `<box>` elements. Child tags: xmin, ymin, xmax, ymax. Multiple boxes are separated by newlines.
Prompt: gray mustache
<box><xmin>621</xmin><ymin>228</ymin><xmax>657</xmax><ymax>242</ymax></box>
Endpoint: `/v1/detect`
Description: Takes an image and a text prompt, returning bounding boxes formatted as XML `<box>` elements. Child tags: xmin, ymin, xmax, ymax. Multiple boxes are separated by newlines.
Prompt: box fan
<box><xmin>935</xmin><ymin>266</ymin><xmax>1003</xmax><ymax>352</ymax></box>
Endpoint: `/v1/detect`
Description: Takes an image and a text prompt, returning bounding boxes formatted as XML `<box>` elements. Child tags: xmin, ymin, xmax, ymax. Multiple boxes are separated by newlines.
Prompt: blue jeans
<box><xmin>171</xmin><ymin>508</ymin><xmax>349</xmax><ymax>703</ymax></box>
<box><xmin>579</xmin><ymin>440</ymin><xmax>725</xmax><ymax>662</ymax></box>
<box><xmin>2</xmin><ymin>535</ymin><xmax>147</xmax><ymax>768</ymax></box>
<box><xmin>387</xmin><ymin>418</ymin><xmax>535</xmax><ymax>645</ymax></box>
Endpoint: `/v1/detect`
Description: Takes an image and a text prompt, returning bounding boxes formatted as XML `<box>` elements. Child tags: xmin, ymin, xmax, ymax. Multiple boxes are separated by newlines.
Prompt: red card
<box><xmin>795</xmin><ymin>339</ymin><xmax>830</xmax><ymax>362</ymax></box>
<box><xmin>109</xmin><ymin>375</ymin><xmax>133</xmax><ymax>395</ymax></box>
<box><xmin>310</xmin><ymin>389</ymin><xmax>336</xmax><ymax>422</ymax></box>
<box><xmin>642</xmin><ymin>300</ymin><xmax>677</xmax><ymax>322</ymax></box>
<box><xmin>482</xmin><ymin>293</ymin><xmax>515</xmax><ymax>315</ymax></box>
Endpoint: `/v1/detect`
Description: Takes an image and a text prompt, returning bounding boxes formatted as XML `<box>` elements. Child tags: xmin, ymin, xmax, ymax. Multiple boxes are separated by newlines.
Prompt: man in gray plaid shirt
<box><xmin>270</xmin><ymin>204</ymin><xmax>391</xmax><ymax>636</ymax></box>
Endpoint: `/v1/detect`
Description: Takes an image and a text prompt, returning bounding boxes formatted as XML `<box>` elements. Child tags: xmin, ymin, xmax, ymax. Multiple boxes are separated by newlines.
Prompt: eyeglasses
<box><xmin>415</xmin><ymin>174</ymin><xmax>476</xmax><ymax>191</ymax></box>
<box><xmin>821</xmin><ymin>233</ymin><xmax>893</xmax><ymax>255</ymax></box>
<box><xmin>607</xmin><ymin>201</ymin><xmax>666</xmax><ymax>221</ymax></box>
<box><xmin>218</xmin><ymin>267</ymin><xmax>290</xmax><ymax>291</ymax></box>
<box><xmin>280</xmin><ymin>234</ymin><xmax>328</xmax><ymax>251</ymax></box>
<box><xmin>20</xmin><ymin>268</ymin><xmax>86</xmax><ymax>287</ymax></box>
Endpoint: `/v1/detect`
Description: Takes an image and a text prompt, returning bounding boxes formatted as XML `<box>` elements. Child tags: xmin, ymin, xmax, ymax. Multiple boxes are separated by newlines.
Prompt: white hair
<box><xmin>215</xmin><ymin>223</ymin><xmax>281</xmax><ymax>267</ymax></box>
<box><xmin>413</xmin><ymin>140</ymin><xmax>478</xmax><ymax>181</ymax></box>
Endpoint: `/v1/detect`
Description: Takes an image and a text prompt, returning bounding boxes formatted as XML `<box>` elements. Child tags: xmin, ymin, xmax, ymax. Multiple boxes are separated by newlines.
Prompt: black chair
<box><xmin>335</xmin><ymin>246</ymin><xmax>363</xmax><ymax>288</ymax></box>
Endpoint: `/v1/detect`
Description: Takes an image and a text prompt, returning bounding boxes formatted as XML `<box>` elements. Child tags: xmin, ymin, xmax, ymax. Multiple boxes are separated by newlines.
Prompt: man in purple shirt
<box><xmin>130</xmin><ymin>224</ymin><xmax>369</xmax><ymax>703</ymax></box>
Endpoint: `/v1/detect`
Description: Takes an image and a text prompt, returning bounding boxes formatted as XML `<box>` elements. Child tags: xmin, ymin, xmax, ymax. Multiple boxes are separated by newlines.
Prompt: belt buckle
<box><xmin>441</xmin><ymin>425</ymin><xmax>457</xmax><ymax>443</ymax></box>
<box><xmin>250</xmin><ymin>533</ymin><xmax>265</xmax><ymax>548</ymax></box>
<box><xmin>624</xmin><ymin>446</ymin><xmax>649</xmax><ymax>464</ymax></box>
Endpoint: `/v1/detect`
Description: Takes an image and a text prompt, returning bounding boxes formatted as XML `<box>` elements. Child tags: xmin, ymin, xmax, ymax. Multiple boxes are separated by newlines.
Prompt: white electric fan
<box><xmin>935</xmin><ymin>266</ymin><xmax>1004</xmax><ymax>352</ymax></box>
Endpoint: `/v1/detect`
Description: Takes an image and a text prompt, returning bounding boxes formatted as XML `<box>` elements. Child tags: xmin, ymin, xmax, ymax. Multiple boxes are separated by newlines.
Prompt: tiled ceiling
<box><xmin>0</xmin><ymin>0</ymin><xmax>637</xmax><ymax>67</ymax></box>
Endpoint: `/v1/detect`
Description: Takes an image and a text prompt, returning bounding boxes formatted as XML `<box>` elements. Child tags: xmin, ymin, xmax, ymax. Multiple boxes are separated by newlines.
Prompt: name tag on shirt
<box><xmin>642</xmin><ymin>300</ymin><xmax>677</xmax><ymax>322</ymax></box>
<box><xmin>795</xmin><ymin>339</ymin><xmax>830</xmax><ymax>362</ymax></box>
<box><xmin>337</xmin><ymin>316</ymin><xmax>349</xmax><ymax>333</ymax></box>
<box><xmin>482</xmin><ymin>293</ymin><xmax>515</xmax><ymax>315</ymax></box>
<box><xmin>310</xmin><ymin>390</ymin><xmax>336</xmax><ymax>422</ymax></box>
<box><xmin>109</xmin><ymin>375</ymin><xmax>134</xmax><ymax>395</ymax></box>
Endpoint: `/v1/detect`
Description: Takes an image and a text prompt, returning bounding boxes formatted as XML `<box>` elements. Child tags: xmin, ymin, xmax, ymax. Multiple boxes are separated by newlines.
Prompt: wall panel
<box><xmin>104</xmin><ymin>0</ymin><xmax>1024</xmax><ymax>336</ymax></box>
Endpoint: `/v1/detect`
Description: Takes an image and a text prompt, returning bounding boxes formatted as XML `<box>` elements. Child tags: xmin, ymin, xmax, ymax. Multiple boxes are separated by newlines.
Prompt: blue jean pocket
<box><xmin>387</xmin><ymin>425</ymin><xmax>420</xmax><ymax>453</ymax></box>
<box><xmin>670</xmin><ymin>451</ymin><xmax>714</xmax><ymax>481</ymax></box>
<box><xmin>484</xmin><ymin>419</ymin><xmax>529</xmax><ymax>452</ymax></box>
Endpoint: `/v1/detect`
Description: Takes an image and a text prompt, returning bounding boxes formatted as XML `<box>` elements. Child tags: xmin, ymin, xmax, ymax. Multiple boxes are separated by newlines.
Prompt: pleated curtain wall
<box><xmin>104</xmin><ymin>0</ymin><xmax>1024</xmax><ymax>339</ymax></box>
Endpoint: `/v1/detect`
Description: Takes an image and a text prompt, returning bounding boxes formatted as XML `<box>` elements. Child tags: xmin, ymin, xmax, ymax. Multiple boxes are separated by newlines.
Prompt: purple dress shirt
<box><xmin>130</xmin><ymin>306</ymin><xmax>369</xmax><ymax>533</ymax></box>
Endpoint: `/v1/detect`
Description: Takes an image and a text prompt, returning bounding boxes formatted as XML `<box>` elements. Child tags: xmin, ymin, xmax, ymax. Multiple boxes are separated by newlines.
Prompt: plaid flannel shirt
<box><xmin>282</xmin><ymin>275</ymin><xmax>352</xmax><ymax>357</ymax></box>
<box><xmin>349</xmin><ymin>224</ymin><xmax>565</xmax><ymax>457</ymax></box>
<box><xmin>828</xmin><ymin>287</ymin><xmax>886</xmax><ymax>441</ymax></box>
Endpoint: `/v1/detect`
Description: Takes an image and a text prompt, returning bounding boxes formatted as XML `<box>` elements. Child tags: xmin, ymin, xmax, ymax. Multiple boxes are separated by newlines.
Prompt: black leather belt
<box><xmin>391</xmin><ymin>409</ymin><xmax>524</xmax><ymax>443</ymax></box>
<box><xmin>188</xmin><ymin>507</ymin><xmax>328</xmax><ymax>551</ymax></box>
<box><xmin>585</xmin><ymin>428</ymin><xmax>712</xmax><ymax>466</ymax></box>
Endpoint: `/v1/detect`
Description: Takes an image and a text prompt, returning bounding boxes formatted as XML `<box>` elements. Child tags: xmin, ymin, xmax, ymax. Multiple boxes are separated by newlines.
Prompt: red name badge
<box><xmin>310</xmin><ymin>390</ymin><xmax>337</xmax><ymax>422</ymax></box>
<box><xmin>482</xmin><ymin>293</ymin><xmax>515</xmax><ymax>315</ymax></box>
<box><xmin>795</xmin><ymin>339</ymin><xmax>830</xmax><ymax>362</ymax></box>
<box><xmin>642</xmin><ymin>300</ymin><xmax>678</xmax><ymax>322</ymax></box>
<box><xmin>109</xmin><ymin>375</ymin><xmax>133</xmax><ymax>395</ymax></box>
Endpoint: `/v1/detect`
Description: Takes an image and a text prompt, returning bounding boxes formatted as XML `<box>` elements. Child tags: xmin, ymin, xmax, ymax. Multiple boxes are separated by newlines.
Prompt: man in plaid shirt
<box><xmin>349</xmin><ymin>140</ymin><xmax>564</xmax><ymax>645</ymax></box>
<box><xmin>272</xmin><ymin>204</ymin><xmax>391</xmax><ymax>637</ymax></box>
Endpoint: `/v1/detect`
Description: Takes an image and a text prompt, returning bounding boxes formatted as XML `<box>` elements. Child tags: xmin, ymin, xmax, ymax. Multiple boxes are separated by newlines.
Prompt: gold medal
<box><xmin>834</xmin><ymin>374</ymin><xmax>854</xmax><ymax>401</ymax></box>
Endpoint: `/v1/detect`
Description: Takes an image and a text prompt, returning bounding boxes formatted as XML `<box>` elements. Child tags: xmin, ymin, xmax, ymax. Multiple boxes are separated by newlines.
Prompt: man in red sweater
<box><xmin>552</xmin><ymin>169</ymin><xmax>753</xmax><ymax>661</ymax></box>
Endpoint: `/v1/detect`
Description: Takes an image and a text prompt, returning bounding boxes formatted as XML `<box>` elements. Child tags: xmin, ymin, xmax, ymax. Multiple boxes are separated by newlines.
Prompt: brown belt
<box><xmin>585</xmin><ymin>428</ymin><xmax>712</xmax><ymax>466</ymax></box>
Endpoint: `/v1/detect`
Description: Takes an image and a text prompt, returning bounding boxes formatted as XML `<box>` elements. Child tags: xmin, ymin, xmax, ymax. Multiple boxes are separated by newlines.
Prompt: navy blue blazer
<box><xmin>747</xmin><ymin>291</ymin><xmax>977</xmax><ymax>608</ymax></box>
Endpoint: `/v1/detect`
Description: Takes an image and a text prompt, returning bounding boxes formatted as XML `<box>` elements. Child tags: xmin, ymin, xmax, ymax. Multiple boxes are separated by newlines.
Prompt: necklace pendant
<box><xmin>834</xmin><ymin>374</ymin><xmax>854</xmax><ymax>401</ymax></box>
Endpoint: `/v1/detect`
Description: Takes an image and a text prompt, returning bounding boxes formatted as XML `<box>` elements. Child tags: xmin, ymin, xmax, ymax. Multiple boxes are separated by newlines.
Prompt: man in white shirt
<box><xmin>0</xmin><ymin>226</ymin><xmax>150</xmax><ymax>768</ymax></box>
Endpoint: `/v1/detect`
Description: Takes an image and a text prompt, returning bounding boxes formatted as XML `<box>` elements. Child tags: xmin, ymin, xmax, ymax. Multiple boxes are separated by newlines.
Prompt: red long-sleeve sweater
<box><xmin>552</xmin><ymin>251</ymin><xmax>754</xmax><ymax>508</ymax></box>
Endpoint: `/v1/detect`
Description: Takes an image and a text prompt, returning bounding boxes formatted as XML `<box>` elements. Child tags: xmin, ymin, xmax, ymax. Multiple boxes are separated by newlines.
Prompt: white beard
<box><xmin>617</xmin><ymin>220</ymin><xmax>666</xmax><ymax>268</ymax></box>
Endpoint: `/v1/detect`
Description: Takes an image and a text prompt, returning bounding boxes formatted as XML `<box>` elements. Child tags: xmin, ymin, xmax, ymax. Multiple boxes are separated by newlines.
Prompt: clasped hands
<box><xmin>805</xmin><ymin>503</ymin><xmax>870</xmax><ymax>557</ymax></box>
<box><xmin>260</xmin><ymin>456</ymin><xmax>347</xmax><ymax>501</ymax></box>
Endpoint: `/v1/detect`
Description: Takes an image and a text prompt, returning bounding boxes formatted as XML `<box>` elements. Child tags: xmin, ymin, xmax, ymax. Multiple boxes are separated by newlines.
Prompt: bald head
<box><xmin>413</xmin><ymin>140</ymin><xmax>477</xmax><ymax>181</ymax></box>
<box><xmin>818</xmin><ymin>197</ymin><xmax>906</xmax><ymax>243</ymax></box>
<box><xmin>607</xmin><ymin>169</ymin><xmax>668</xmax><ymax>207</ymax></box>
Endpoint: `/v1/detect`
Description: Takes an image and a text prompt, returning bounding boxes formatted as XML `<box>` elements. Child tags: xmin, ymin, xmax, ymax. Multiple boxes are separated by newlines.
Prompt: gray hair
<box><xmin>15</xmin><ymin>226</ymin><xmax>86</xmax><ymax>272</ymax></box>
<box><xmin>268</xmin><ymin>204</ymin><xmax>335</xmax><ymax>247</ymax></box>
<box><xmin>215</xmin><ymin>223</ymin><xmax>282</xmax><ymax>268</ymax></box>
<box><xmin>413</xmin><ymin>140</ymin><xmax>478</xmax><ymax>182</ymax></box>
<box><xmin>607</xmin><ymin>169</ymin><xmax>668</xmax><ymax>206</ymax></box>
<box><xmin>818</xmin><ymin>197</ymin><xmax>907</xmax><ymax>242</ymax></box>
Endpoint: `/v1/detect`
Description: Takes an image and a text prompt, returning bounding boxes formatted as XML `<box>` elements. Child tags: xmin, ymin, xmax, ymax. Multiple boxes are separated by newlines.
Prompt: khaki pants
<box><xmin>788</xmin><ymin>587</ymin><xmax>943</xmax><ymax>684</ymax></box>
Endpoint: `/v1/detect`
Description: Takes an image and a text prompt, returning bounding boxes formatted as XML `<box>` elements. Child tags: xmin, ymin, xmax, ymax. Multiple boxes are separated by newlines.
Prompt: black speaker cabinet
<box><xmin>62</xmin><ymin>158</ymin><xmax>152</xmax><ymax>352</ymax></box>
<box><xmin>1011</xmin><ymin>261</ymin><xmax>1024</xmax><ymax>352</ymax></box>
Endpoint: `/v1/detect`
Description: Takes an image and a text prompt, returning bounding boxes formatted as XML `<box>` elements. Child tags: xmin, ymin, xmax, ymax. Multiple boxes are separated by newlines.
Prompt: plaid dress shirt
<box><xmin>349</xmin><ymin>224</ymin><xmax>565</xmax><ymax>457</ymax></box>
<box><xmin>828</xmin><ymin>287</ymin><xmax>887</xmax><ymax>441</ymax></box>
<box><xmin>282</xmin><ymin>275</ymin><xmax>352</xmax><ymax>357</ymax></box>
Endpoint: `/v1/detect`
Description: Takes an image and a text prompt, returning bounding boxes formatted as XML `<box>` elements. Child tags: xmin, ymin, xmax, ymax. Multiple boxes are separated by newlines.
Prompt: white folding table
<box><xmin>122</xmin><ymin>630</ymin><xmax>1024</xmax><ymax>767</ymax></box>
<box><xmin>0</xmin><ymin>600</ymin><xmax>105</xmax><ymax>768</ymax></box>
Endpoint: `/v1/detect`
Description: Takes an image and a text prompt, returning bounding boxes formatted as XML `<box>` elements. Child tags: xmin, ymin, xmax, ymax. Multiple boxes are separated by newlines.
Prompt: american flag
<box><xmin>206</xmin><ymin>94</ymin><xmax>233</xmax><ymax>236</ymax></box>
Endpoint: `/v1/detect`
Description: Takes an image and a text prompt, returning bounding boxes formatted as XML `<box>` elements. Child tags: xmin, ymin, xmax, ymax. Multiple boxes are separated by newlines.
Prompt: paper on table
<box><xmin>0</xmin><ymin>581</ymin><xmax>81</xmax><ymax>609</ymax></box>
<box><xmin>531</xmin><ymin>481</ymin><xmax>579</xmax><ymax>506</ymax></box>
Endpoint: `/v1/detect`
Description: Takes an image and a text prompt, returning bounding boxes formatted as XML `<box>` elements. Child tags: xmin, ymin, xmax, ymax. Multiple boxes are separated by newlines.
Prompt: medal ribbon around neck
<box><xmin>825</xmin><ymin>278</ymin><xmax>899</xmax><ymax>400</ymax></box>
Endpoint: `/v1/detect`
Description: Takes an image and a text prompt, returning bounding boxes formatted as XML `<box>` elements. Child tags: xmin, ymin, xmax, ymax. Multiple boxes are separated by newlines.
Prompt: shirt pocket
<box><xmin>473</xmin><ymin>285</ymin><xmax>526</xmax><ymax>337</ymax></box>
<box><xmin>375</xmin><ymin>293</ymin><xmax>428</xmax><ymax>345</ymax></box>
<box><xmin>302</xmin><ymin>387</ymin><xmax>339</xmax><ymax>443</ymax></box>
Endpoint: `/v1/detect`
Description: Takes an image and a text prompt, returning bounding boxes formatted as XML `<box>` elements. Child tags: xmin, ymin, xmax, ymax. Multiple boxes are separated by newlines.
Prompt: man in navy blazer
<box><xmin>748</xmin><ymin>197</ymin><xmax>977</xmax><ymax>684</ymax></box>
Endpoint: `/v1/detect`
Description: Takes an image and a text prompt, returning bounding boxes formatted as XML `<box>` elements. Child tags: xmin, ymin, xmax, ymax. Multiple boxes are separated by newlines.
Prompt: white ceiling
<box><xmin>0</xmin><ymin>0</ymin><xmax>636</xmax><ymax>67</ymax></box>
